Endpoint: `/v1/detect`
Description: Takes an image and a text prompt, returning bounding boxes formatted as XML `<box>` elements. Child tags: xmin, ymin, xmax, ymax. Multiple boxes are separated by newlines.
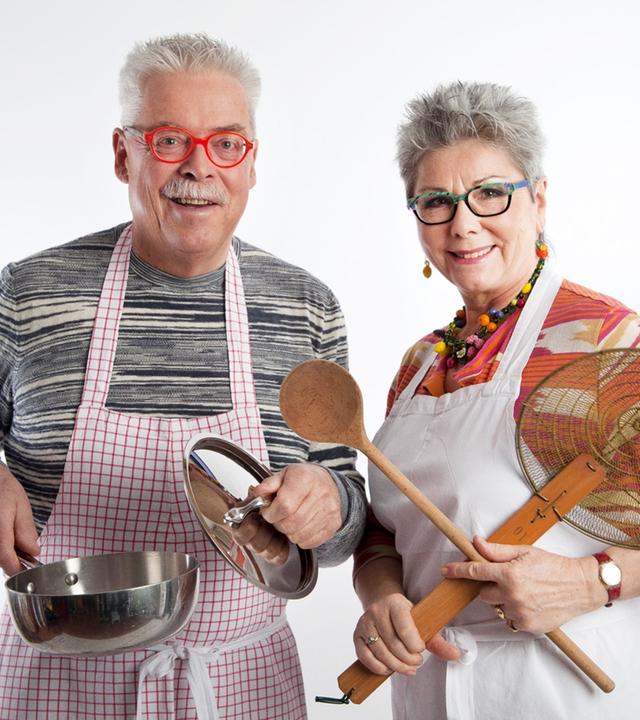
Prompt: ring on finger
<box><xmin>506</xmin><ymin>618</ymin><xmax>519</xmax><ymax>633</ymax></box>
<box><xmin>362</xmin><ymin>634</ymin><xmax>379</xmax><ymax>646</ymax></box>
<box><xmin>493</xmin><ymin>604</ymin><xmax>506</xmax><ymax>621</ymax></box>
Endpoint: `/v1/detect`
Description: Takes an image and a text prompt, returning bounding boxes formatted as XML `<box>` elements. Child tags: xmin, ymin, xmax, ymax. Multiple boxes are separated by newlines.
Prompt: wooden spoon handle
<box><xmin>338</xmin><ymin>454</ymin><xmax>614</xmax><ymax>702</ymax></box>
<box><xmin>364</xmin><ymin>439</ymin><xmax>486</xmax><ymax>561</ymax></box>
<box><xmin>545</xmin><ymin>629</ymin><xmax>614</xmax><ymax>692</ymax></box>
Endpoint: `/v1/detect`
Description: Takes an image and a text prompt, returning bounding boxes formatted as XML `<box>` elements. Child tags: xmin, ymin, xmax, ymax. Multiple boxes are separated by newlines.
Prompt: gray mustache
<box><xmin>161</xmin><ymin>178</ymin><xmax>229</xmax><ymax>204</ymax></box>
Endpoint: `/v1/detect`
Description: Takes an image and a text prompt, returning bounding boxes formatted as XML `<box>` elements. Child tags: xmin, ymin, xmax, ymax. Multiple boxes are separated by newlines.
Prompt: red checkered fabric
<box><xmin>0</xmin><ymin>226</ymin><xmax>306</xmax><ymax>719</ymax></box>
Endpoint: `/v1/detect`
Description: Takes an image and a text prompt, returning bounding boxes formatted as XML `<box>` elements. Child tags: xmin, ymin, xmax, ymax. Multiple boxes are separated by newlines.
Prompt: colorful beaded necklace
<box><xmin>433</xmin><ymin>247</ymin><xmax>547</xmax><ymax>368</ymax></box>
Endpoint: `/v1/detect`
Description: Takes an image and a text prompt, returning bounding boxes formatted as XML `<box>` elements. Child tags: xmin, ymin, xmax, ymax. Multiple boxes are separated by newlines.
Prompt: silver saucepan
<box><xmin>5</xmin><ymin>549</ymin><xmax>199</xmax><ymax>656</ymax></box>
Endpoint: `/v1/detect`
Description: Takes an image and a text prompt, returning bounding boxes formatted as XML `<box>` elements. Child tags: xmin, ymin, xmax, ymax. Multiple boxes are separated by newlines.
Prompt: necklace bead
<box><xmin>434</xmin><ymin>259</ymin><xmax>545</xmax><ymax>367</ymax></box>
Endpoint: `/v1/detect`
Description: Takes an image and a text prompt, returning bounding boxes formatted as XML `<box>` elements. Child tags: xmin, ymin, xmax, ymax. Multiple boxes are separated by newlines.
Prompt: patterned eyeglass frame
<box><xmin>408</xmin><ymin>179</ymin><xmax>531</xmax><ymax>226</ymax></box>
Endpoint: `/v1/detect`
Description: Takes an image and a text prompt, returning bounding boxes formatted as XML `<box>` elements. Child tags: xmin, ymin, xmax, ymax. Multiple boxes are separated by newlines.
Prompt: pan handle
<box><xmin>15</xmin><ymin>548</ymin><xmax>43</xmax><ymax>570</ymax></box>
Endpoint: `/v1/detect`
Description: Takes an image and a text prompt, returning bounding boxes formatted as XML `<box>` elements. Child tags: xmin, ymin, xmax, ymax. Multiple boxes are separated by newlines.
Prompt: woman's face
<box><xmin>413</xmin><ymin>139</ymin><xmax>546</xmax><ymax>309</ymax></box>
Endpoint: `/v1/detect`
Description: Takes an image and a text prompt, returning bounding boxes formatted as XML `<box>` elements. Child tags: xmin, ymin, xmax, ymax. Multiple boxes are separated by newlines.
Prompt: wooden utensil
<box><xmin>336</xmin><ymin>454</ymin><xmax>608</xmax><ymax>702</ymax></box>
<box><xmin>280</xmin><ymin>360</ymin><xmax>614</xmax><ymax>696</ymax></box>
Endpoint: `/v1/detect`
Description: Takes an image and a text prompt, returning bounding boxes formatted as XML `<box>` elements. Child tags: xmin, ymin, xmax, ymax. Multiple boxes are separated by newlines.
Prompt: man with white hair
<box><xmin>0</xmin><ymin>33</ymin><xmax>365</xmax><ymax>719</ymax></box>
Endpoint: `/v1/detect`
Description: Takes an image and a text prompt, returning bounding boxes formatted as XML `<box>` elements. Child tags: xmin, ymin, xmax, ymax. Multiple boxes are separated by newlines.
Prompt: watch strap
<box><xmin>593</xmin><ymin>552</ymin><xmax>622</xmax><ymax>607</ymax></box>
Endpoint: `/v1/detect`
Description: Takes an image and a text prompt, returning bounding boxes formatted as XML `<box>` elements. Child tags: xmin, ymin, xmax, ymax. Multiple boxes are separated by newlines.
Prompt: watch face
<box><xmin>601</xmin><ymin>561</ymin><xmax>622</xmax><ymax>587</ymax></box>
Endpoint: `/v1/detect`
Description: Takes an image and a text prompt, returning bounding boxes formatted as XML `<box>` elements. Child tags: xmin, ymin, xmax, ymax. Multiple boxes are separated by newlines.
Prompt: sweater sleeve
<box><xmin>351</xmin><ymin>348</ymin><xmax>414</xmax><ymax>581</ymax></box>
<box><xmin>308</xmin><ymin>289</ymin><xmax>367</xmax><ymax>567</ymax></box>
<box><xmin>0</xmin><ymin>264</ymin><xmax>19</xmax><ymax>455</ymax></box>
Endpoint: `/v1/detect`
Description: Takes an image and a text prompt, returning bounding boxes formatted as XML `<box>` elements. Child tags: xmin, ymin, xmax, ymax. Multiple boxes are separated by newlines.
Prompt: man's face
<box><xmin>113</xmin><ymin>70</ymin><xmax>257</xmax><ymax>276</ymax></box>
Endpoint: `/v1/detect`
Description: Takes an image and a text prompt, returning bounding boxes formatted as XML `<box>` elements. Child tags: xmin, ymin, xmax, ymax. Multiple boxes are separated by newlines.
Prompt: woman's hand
<box><xmin>354</xmin><ymin>593</ymin><xmax>425</xmax><ymax>676</ymax></box>
<box><xmin>441</xmin><ymin>536</ymin><xmax>600</xmax><ymax>633</ymax></box>
<box><xmin>353</xmin><ymin>556</ymin><xmax>463</xmax><ymax>675</ymax></box>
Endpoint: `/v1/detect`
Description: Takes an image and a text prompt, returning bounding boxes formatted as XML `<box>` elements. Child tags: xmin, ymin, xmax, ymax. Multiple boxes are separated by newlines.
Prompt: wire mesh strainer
<box><xmin>517</xmin><ymin>348</ymin><xmax>640</xmax><ymax>547</ymax></box>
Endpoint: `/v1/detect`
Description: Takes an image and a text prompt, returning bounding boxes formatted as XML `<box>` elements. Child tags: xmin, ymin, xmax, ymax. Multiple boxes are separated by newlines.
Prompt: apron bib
<box><xmin>0</xmin><ymin>226</ymin><xmax>306</xmax><ymax>720</ymax></box>
<box><xmin>369</xmin><ymin>262</ymin><xmax>640</xmax><ymax>719</ymax></box>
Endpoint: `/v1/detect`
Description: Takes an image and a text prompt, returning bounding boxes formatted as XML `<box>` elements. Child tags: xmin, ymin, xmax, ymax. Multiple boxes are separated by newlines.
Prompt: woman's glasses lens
<box><xmin>413</xmin><ymin>193</ymin><xmax>456</xmax><ymax>224</ymax></box>
<box><xmin>412</xmin><ymin>183</ymin><xmax>514</xmax><ymax>224</ymax></box>
<box><xmin>467</xmin><ymin>184</ymin><xmax>512</xmax><ymax>216</ymax></box>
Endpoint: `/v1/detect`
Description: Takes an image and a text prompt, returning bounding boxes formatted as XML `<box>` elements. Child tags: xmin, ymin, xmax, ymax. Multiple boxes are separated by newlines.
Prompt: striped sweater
<box><xmin>354</xmin><ymin>277</ymin><xmax>640</xmax><ymax>575</ymax></box>
<box><xmin>0</xmin><ymin>224</ymin><xmax>366</xmax><ymax>566</ymax></box>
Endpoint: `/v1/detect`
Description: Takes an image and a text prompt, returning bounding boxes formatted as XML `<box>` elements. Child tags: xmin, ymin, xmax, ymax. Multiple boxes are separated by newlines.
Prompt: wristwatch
<box><xmin>593</xmin><ymin>552</ymin><xmax>622</xmax><ymax>607</ymax></box>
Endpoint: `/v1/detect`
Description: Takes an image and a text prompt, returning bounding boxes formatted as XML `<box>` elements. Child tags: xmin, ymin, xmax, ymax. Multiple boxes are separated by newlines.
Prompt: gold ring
<box><xmin>507</xmin><ymin>618</ymin><xmax>519</xmax><ymax>633</ymax></box>
<box><xmin>493</xmin><ymin>604</ymin><xmax>506</xmax><ymax>621</ymax></box>
<box><xmin>363</xmin><ymin>634</ymin><xmax>379</xmax><ymax>646</ymax></box>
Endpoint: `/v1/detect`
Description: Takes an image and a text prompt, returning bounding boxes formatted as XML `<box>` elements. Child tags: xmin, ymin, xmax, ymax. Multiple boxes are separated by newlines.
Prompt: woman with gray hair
<box><xmin>351</xmin><ymin>82</ymin><xmax>640</xmax><ymax>718</ymax></box>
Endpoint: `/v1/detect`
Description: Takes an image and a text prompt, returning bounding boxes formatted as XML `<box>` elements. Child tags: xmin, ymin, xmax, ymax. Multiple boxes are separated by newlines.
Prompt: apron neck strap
<box><xmin>81</xmin><ymin>226</ymin><xmax>258</xmax><ymax>409</ymax></box>
<box><xmin>223</xmin><ymin>247</ymin><xmax>260</xmax><ymax>408</ymax></box>
<box><xmin>394</xmin><ymin>258</ymin><xmax>562</xmax><ymax>410</ymax></box>
<box><xmin>81</xmin><ymin>225</ymin><xmax>132</xmax><ymax>405</ymax></box>
<box><xmin>489</xmin><ymin>259</ymin><xmax>562</xmax><ymax>383</ymax></box>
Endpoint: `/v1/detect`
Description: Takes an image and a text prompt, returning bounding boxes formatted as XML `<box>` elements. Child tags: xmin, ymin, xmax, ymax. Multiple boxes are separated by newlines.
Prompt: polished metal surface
<box><xmin>223</xmin><ymin>496</ymin><xmax>270</xmax><ymax>528</ymax></box>
<box><xmin>5</xmin><ymin>551</ymin><xmax>199</xmax><ymax>656</ymax></box>
<box><xmin>183</xmin><ymin>434</ymin><xmax>317</xmax><ymax>599</ymax></box>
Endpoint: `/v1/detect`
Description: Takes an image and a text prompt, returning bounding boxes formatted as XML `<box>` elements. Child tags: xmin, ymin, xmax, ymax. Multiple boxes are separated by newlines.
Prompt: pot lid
<box><xmin>183</xmin><ymin>434</ymin><xmax>318</xmax><ymax>599</ymax></box>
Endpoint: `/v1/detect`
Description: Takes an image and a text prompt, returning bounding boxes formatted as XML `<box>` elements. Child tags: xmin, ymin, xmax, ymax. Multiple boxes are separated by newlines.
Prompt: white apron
<box><xmin>0</xmin><ymin>226</ymin><xmax>307</xmax><ymax>720</ymax></box>
<box><xmin>369</xmin><ymin>262</ymin><xmax>640</xmax><ymax>719</ymax></box>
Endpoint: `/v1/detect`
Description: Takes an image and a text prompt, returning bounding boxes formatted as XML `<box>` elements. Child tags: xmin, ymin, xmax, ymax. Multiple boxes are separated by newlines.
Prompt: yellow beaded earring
<box><xmin>422</xmin><ymin>259</ymin><xmax>432</xmax><ymax>279</ymax></box>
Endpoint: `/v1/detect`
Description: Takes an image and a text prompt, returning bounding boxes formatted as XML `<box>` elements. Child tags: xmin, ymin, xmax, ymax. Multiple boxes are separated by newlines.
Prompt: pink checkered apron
<box><xmin>0</xmin><ymin>225</ymin><xmax>307</xmax><ymax>719</ymax></box>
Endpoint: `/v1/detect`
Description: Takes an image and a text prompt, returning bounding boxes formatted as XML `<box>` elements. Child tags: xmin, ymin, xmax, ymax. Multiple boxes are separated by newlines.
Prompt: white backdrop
<box><xmin>1</xmin><ymin>1</ymin><xmax>639</xmax><ymax>717</ymax></box>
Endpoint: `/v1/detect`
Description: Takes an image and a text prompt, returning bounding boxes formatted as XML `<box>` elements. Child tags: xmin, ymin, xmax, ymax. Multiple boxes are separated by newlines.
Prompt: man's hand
<box><xmin>230</xmin><ymin>511</ymin><xmax>290</xmax><ymax>565</ymax></box>
<box><xmin>0</xmin><ymin>465</ymin><xmax>39</xmax><ymax>575</ymax></box>
<box><xmin>251</xmin><ymin>464</ymin><xmax>342</xmax><ymax>548</ymax></box>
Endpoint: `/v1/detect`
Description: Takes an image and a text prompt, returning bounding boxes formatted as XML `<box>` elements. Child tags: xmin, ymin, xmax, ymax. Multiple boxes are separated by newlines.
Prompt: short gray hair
<box><xmin>397</xmin><ymin>81</ymin><xmax>545</xmax><ymax>197</ymax></box>
<box><xmin>119</xmin><ymin>33</ymin><xmax>261</xmax><ymax>133</ymax></box>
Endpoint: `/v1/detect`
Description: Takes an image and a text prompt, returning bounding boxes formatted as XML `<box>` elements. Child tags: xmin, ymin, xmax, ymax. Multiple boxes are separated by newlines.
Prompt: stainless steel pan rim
<box><xmin>6</xmin><ymin>550</ymin><xmax>199</xmax><ymax>596</ymax></box>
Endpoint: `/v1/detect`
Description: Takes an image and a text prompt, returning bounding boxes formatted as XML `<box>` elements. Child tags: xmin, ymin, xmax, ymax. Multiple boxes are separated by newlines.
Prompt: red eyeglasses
<box><xmin>124</xmin><ymin>125</ymin><xmax>255</xmax><ymax>168</ymax></box>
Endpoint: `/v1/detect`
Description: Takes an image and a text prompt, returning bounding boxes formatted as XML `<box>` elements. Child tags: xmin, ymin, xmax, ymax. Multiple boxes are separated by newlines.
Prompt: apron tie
<box><xmin>442</xmin><ymin>626</ymin><xmax>478</xmax><ymax>665</ymax></box>
<box><xmin>442</xmin><ymin>621</ymin><xmax>532</xmax><ymax>720</ymax></box>
<box><xmin>440</xmin><ymin>626</ymin><xmax>477</xmax><ymax>720</ymax></box>
<box><xmin>136</xmin><ymin>614</ymin><xmax>288</xmax><ymax>720</ymax></box>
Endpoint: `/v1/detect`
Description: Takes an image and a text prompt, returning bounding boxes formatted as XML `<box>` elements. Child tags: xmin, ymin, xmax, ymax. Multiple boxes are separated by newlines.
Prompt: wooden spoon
<box><xmin>279</xmin><ymin>359</ymin><xmax>614</xmax><ymax>695</ymax></box>
<box><xmin>281</xmin><ymin>359</ymin><xmax>505</xmax><ymax>559</ymax></box>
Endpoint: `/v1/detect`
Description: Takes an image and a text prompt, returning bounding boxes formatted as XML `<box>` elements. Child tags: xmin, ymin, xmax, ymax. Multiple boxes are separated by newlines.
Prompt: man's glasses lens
<box><xmin>208</xmin><ymin>134</ymin><xmax>249</xmax><ymax>165</ymax></box>
<box><xmin>149</xmin><ymin>128</ymin><xmax>249</xmax><ymax>167</ymax></box>
<box><xmin>411</xmin><ymin>183</ymin><xmax>516</xmax><ymax>224</ymax></box>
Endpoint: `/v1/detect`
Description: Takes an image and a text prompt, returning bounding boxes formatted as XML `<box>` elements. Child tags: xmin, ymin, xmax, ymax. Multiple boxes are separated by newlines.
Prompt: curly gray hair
<box><xmin>119</xmin><ymin>33</ymin><xmax>261</xmax><ymax>133</ymax></box>
<box><xmin>397</xmin><ymin>81</ymin><xmax>545</xmax><ymax>197</ymax></box>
